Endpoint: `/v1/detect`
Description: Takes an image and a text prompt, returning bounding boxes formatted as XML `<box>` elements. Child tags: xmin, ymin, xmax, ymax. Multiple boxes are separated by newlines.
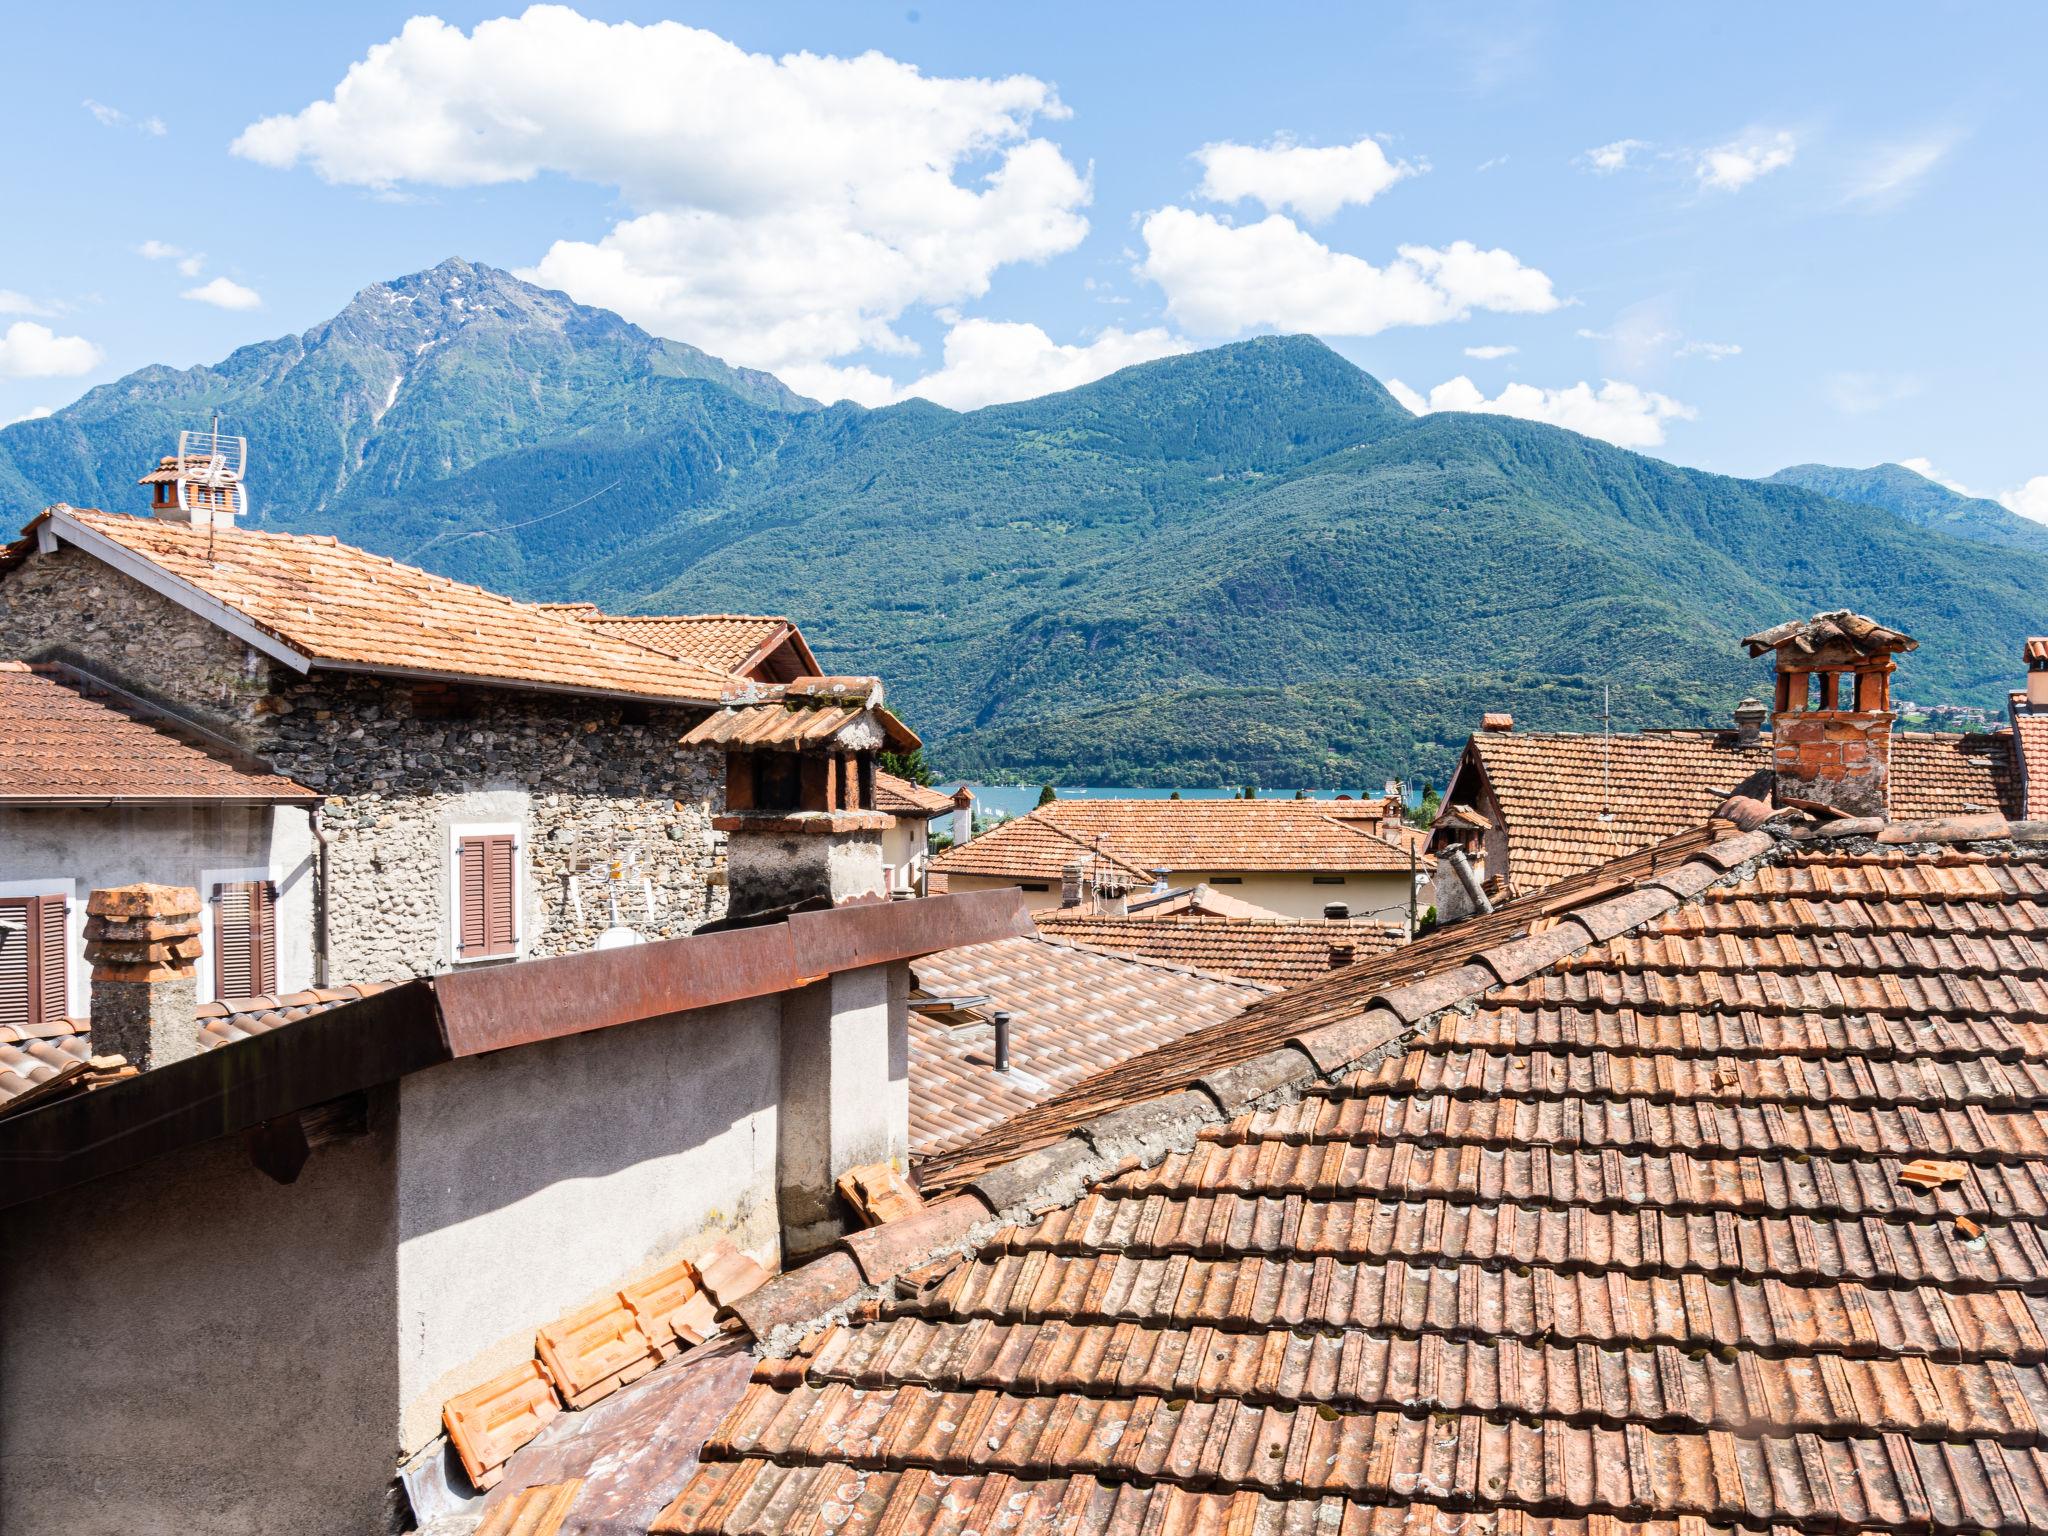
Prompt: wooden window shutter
<box><xmin>457</xmin><ymin>835</ymin><xmax>518</xmax><ymax>959</ymax></box>
<box><xmin>213</xmin><ymin>882</ymin><xmax>277</xmax><ymax>999</ymax></box>
<box><xmin>0</xmin><ymin>896</ymin><xmax>67</xmax><ymax>1029</ymax></box>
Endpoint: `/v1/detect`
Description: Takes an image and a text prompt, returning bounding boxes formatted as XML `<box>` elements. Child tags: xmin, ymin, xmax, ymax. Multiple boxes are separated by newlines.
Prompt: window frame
<box><xmin>448</xmin><ymin>822</ymin><xmax>524</xmax><ymax>965</ymax></box>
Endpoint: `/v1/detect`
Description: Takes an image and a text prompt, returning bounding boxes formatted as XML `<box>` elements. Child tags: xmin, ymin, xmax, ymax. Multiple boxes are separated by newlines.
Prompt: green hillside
<box><xmin>1767</xmin><ymin>461</ymin><xmax>2048</xmax><ymax>554</ymax></box>
<box><xmin>3</xmin><ymin>261</ymin><xmax>2041</xmax><ymax>787</ymax></box>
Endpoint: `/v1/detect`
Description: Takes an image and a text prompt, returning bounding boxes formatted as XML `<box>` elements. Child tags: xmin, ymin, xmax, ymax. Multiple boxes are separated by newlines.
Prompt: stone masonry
<box><xmin>0</xmin><ymin>545</ymin><xmax>727</xmax><ymax>981</ymax></box>
<box><xmin>84</xmin><ymin>883</ymin><xmax>203</xmax><ymax>1068</ymax></box>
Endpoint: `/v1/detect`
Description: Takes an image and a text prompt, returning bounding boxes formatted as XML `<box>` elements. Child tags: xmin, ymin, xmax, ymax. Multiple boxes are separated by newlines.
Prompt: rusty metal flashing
<box><xmin>0</xmin><ymin>890</ymin><xmax>1030</xmax><ymax>1212</ymax></box>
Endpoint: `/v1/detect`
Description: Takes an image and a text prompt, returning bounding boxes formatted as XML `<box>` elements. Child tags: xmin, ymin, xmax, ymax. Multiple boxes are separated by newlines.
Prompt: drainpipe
<box><xmin>310</xmin><ymin>802</ymin><xmax>332</xmax><ymax>987</ymax></box>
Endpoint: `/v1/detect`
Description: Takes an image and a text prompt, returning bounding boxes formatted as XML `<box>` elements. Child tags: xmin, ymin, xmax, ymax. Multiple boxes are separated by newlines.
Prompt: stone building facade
<box><xmin>0</xmin><ymin>543</ymin><xmax>726</xmax><ymax>982</ymax></box>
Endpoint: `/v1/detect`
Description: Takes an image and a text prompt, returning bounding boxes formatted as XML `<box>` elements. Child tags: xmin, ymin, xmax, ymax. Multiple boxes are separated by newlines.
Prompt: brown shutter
<box><xmin>213</xmin><ymin>882</ymin><xmax>278</xmax><ymax>1000</ymax></box>
<box><xmin>0</xmin><ymin>897</ymin><xmax>30</xmax><ymax>1030</ymax></box>
<box><xmin>457</xmin><ymin>836</ymin><xmax>517</xmax><ymax>959</ymax></box>
<box><xmin>484</xmin><ymin>835</ymin><xmax>517</xmax><ymax>957</ymax></box>
<box><xmin>36</xmin><ymin>895</ymin><xmax>67</xmax><ymax>1023</ymax></box>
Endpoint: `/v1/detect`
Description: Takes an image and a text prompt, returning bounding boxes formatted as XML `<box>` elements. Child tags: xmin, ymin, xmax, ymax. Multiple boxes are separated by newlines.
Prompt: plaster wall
<box><xmin>392</xmin><ymin>995</ymin><xmax>783</xmax><ymax>1451</ymax></box>
<box><xmin>0</xmin><ymin>1093</ymin><xmax>402</xmax><ymax>1536</ymax></box>
<box><xmin>939</xmin><ymin>869</ymin><xmax>1415</xmax><ymax>922</ymax></box>
<box><xmin>0</xmin><ymin>802</ymin><xmax>315</xmax><ymax>1011</ymax></box>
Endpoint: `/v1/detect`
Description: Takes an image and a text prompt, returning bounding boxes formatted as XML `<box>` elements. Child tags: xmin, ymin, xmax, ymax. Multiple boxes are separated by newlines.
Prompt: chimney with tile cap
<box><xmin>1732</xmin><ymin>697</ymin><xmax>1767</xmax><ymax>743</ymax></box>
<box><xmin>950</xmin><ymin>786</ymin><xmax>974</xmax><ymax>847</ymax></box>
<box><xmin>2026</xmin><ymin>637</ymin><xmax>2048</xmax><ymax>711</ymax></box>
<box><xmin>85</xmin><ymin>884</ymin><xmax>204</xmax><ymax>1070</ymax></box>
<box><xmin>1742</xmin><ymin>611</ymin><xmax>1916</xmax><ymax>819</ymax></box>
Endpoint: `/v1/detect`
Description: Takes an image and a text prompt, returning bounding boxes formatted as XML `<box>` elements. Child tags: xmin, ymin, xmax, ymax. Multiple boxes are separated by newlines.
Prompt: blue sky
<box><xmin>3</xmin><ymin>2</ymin><xmax>2043</xmax><ymax>511</ymax></box>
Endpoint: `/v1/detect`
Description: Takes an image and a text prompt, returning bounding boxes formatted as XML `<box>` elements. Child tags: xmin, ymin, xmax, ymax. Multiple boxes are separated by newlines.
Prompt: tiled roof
<box><xmin>875</xmin><ymin>772</ymin><xmax>953</xmax><ymax>817</ymax></box>
<box><xmin>907</xmin><ymin>937</ymin><xmax>1269</xmax><ymax>1160</ymax></box>
<box><xmin>195</xmin><ymin>982</ymin><xmax>401</xmax><ymax>1049</ymax></box>
<box><xmin>1459</xmin><ymin>726</ymin><xmax>2018</xmax><ymax>897</ymax></box>
<box><xmin>35</xmin><ymin>508</ymin><xmax>733</xmax><ymax>704</ymax></box>
<box><xmin>2011</xmin><ymin>696</ymin><xmax>2048</xmax><ymax>820</ymax></box>
<box><xmin>568</xmin><ymin>613</ymin><xmax>819</xmax><ymax>679</ymax></box>
<box><xmin>931</xmin><ymin>799</ymin><xmax>1412</xmax><ymax>884</ymax></box>
<box><xmin>1032</xmin><ymin>910</ymin><xmax>1408</xmax><ymax>987</ymax></box>
<box><xmin>679</xmin><ymin>683</ymin><xmax>919</xmax><ymax>753</ymax></box>
<box><xmin>927</xmin><ymin>815</ymin><xmax>1156</xmax><ymax>887</ymax></box>
<box><xmin>658</xmin><ymin>817</ymin><xmax>2048</xmax><ymax>1536</ymax></box>
<box><xmin>0</xmin><ymin>1017</ymin><xmax>92</xmax><ymax>1107</ymax></box>
<box><xmin>0</xmin><ymin>661</ymin><xmax>315</xmax><ymax>803</ymax></box>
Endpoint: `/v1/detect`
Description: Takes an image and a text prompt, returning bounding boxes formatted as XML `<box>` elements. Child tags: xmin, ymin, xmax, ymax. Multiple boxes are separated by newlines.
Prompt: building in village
<box><xmin>1427</xmin><ymin>614</ymin><xmax>2032</xmax><ymax>901</ymax></box>
<box><xmin>873</xmin><ymin>772</ymin><xmax>955</xmax><ymax>896</ymax></box>
<box><xmin>929</xmin><ymin>795</ymin><xmax>1423</xmax><ymax>921</ymax></box>
<box><xmin>0</xmin><ymin>450</ymin><xmax>951</xmax><ymax>1013</ymax></box>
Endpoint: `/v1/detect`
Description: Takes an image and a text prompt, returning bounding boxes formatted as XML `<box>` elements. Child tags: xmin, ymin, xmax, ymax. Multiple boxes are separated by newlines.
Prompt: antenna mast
<box><xmin>1599</xmin><ymin>682</ymin><xmax>1613</xmax><ymax>822</ymax></box>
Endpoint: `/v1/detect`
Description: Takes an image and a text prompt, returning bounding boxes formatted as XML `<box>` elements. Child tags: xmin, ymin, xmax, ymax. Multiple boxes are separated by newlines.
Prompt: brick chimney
<box><xmin>85</xmin><ymin>884</ymin><xmax>204</xmax><ymax>1069</ymax></box>
<box><xmin>1742</xmin><ymin>611</ymin><xmax>1916</xmax><ymax>818</ymax></box>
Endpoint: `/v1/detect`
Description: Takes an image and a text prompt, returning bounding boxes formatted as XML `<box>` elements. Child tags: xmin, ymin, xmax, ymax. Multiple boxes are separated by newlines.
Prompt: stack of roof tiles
<box><xmin>647</xmin><ymin>812</ymin><xmax>2048</xmax><ymax>1536</ymax></box>
<box><xmin>1458</xmin><ymin>727</ymin><xmax>2017</xmax><ymax>896</ymax></box>
<box><xmin>1033</xmin><ymin>910</ymin><xmax>1409</xmax><ymax>987</ymax></box>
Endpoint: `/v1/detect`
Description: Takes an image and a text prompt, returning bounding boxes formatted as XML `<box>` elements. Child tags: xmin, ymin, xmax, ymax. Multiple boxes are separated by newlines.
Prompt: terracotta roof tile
<box><xmin>875</xmin><ymin>772</ymin><xmax>954</xmax><ymax>817</ymax></box>
<box><xmin>1032</xmin><ymin>911</ymin><xmax>1407</xmax><ymax>988</ymax></box>
<box><xmin>195</xmin><ymin>981</ymin><xmax>401</xmax><ymax>1048</ymax></box>
<box><xmin>0</xmin><ymin>662</ymin><xmax>314</xmax><ymax>802</ymax></box>
<box><xmin>907</xmin><ymin>937</ymin><xmax>1268</xmax><ymax>1160</ymax></box>
<box><xmin>1459</xmin><ymin>727</ymin><xmax>2018</xmax><ymax>896</ymax></box>
<box><xmin>569</xmin><ymin>613</ymin><xmax>815</xmax><ymax>678</ymax></box>
<box><xmin>2011</xmin><ymin>701</ymin><xmax>2048</xmax><ymax>819</ymax></box>
<box><xmin>43</xmin><ymin>508</ymin><xmax>732</xmax><ymax>703</ymax></box>
<box><xmin>932</xmin><ymin>799</ymin><xmax>1412</xmax><ymax>885</ymax></box>
<box><xmin>667</xmin><ymin>826</ymin><xmax>2048</xmax><ymax>1536</ymax></box>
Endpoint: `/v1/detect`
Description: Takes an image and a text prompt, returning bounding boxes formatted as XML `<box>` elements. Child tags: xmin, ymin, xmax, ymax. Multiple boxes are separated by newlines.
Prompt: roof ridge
<box><xmin>1027</xmin><ymin>933</ymin><xmax>1282</xmax><ymax>994</ymax></box>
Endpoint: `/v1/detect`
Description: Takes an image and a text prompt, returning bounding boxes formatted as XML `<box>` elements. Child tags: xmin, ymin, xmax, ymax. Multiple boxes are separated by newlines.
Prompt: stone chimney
<box><xmin>85</xmin><ymin>884</ymin><xmax>203</xmax><ymax>1070</ymax></box>
<box><xmin>950</xmin><ymin>786</ymin><xmax>974</xmax><ymax>847</ymax></box>
<box><xmin>1742</xmin><ymin>611</ymin><xmax>1916</xmax><ymax>818</ymax></box>
<box><xmin>2027</xmin><ymin>638</ymin><xmax>2048</xmax><ymax>711</ymax></box>
<box><xmin>1060</xmin><ymin>860</ymin><xmax>1086</xmax><ymax>908</ymax></box>
<box><xmin>1732</xmin><ymin>697</ymin><xmax>1768</xmax><ymax>743</ymax></box>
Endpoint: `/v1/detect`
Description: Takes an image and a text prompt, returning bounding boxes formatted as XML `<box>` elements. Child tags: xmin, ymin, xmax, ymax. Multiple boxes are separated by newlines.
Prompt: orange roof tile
<box><xmin>39</xmin><ymin>508</ymin><xmax>732</xmax><ymax>704</ymax></box>
<box><xmin>666</xmin><ymin>820</ymin><xmax>2048</xmax><ymax>1536</ymax></box>
<box><xmin>873</xmin><ymin>771</ymin><xmax>952</xmax><ymax>817</ymax></box>
<box><xmin>1032</xmin><ymin>910</ymin><xmax>1408</xmax><ymax>987</ymax></box>
<box><xmin>570</xmin><ymin>613</ymin><xmax>819</xmax><ymax>679</ymax></box>
<box><xmin>0</xmin><ymin>662</ymin><xmax>315</xmax><ymax>803</ymax></box>
<box><xmin>931</xmin><ymin>798</ymin><xmax>1412</xmax><ymax>884</ymax></box>
<box><xmin>907</xmin><ymin>936</ymin><xmax>1268</xmax><ymax>1160</ymax></box>
<box><xmin>926</xmin><ymin>814</ymin><xmax>1156</xmax><ymax>887</ymax></box>
<box><xmin>1455</xmin><ymin>725</ymin><xmax>2018</xmax><ymax>897</ymax></box>
<box><xmin>2016</xmin><ymin>710</ymin><xmax>2048</xmax><ymax>820</ymax></box>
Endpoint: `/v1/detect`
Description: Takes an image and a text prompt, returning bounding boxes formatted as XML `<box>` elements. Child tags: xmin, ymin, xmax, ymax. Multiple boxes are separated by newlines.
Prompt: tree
<box><xmin>878</xmin><ymin>746</ymin><xmax>935</xmax><ymax>787</ymax></box>
<box><xmin>1405</xmin><ymin>782</ymin><xmax>1442</xmax><ymax>828</ymax></box>
<box><xmin>1168</xmin><ymin>790</ymin><xmax>1182</xmax><ymax>800</ymax></box>
<box><xmin>1241</xmin><ymin>785</ymin><xmax>1257</xmax><ymax>799</ymax></box>
<box><xmin>1037</xmin><ymin>783</ymin><xmax>1057</xmax><ymax>807</ymax></box>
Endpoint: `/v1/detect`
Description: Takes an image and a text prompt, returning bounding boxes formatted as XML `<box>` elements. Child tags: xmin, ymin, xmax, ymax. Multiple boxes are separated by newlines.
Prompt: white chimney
<box><xmin>141</xmin><ymin>423</ymin><xmax>247</xmax><ymax>528</ymax></box>
<box><xmin>950</xmin><ymin>786</ymin><xmax>973</xmax><ymax>847</ymax></box>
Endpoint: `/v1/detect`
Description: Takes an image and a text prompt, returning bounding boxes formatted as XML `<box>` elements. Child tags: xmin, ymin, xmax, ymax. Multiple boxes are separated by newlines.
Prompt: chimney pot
<box><xmin>1322</xmin><ymin>901</ymin><xmax>1351</xmax><ymax>920</ymax></box>
<box><xmin>85</xmin><ymin>884</ymin><xmax>203</xmax><ymax>1071</ymax></box>
<box><xmin>1481</xmin><ymin>712</ymin><xmax>1513</xmax><ymax>733</ymax></box>
<box><xmin>1060</xmin><ymin>860</ymin><xmax>1086</xmax><ymax>908</ymax></box>
<box><xmin>992</xmin><ymin>1010</ymin><xmax>1012</xmax><ymax>1073</ymax></box>
<box><xmin>1733</xmin><ymin>697</ymin><xmax>1767</xmax><ymax>743</ymax></box>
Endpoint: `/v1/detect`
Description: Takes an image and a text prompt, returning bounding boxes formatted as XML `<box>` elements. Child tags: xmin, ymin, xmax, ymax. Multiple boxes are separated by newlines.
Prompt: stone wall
<box><xmin>0</xmin><ymin>545</ymin><xmax>727</xmax><ymax>981</ymax></box>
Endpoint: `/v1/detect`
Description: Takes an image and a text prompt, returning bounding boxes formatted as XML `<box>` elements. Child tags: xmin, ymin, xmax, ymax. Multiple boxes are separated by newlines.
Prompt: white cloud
<box><xmin>0</xmin><ymin>290</ymin><xmax>53</xmax><ymax>317</ymax></box>
<box><xmin>84</xmin><ymin>99</ymin><xmax>164</xmax><ymax>135</ymax></box>
<box><xmin>182</xmin><ymin>277</ymin><xmax>263</xmax><ymax>311</ymax></box>
<box><xmin>1138</xmin><ymin>207</ymin><xmax>1559</xmax><ymax>338</ymax></box>
<box><xmin>1844</xmin><ymin>129</ymin><xmax>1963</xmax><ymax>209</ymax></box>
<box><xmin>1463</xmin><ymin>344</ymin><xmax>1517</xmax><ymax>360</ymax></box>
<box><xmin>139</xmin><ymin>241</ymin><xmax>208</xmax><ymax>277</ymax></box>
<box><xmin>1694</xmin><ymin>130</ymin><xmax>1796</xmax><ymax>192</ymax></box>
<box><xmin>1676</xmin><ymin>339</ymin><xmax>1741</xmax><ymax>361</ymax></box>
<box><xmin>3</xmin><ymin>404</ymin><xmax>55</xmax><ymax>427</ymax></box>
<box><xmin>1192</xmin><ymin>134</ymin><xmax>1415</xmax><ymax>222</ymax></box>
<box><xmin>2002</xmin><ymin>476</ymin><xmax>2048</xmax><ymax>525</ymax></box>
<box><xmin>233</xmin><ymin>6</ymin><xmax>1091</xmax><ymax>382</ymax></box>
<box><xmin>1826</xmin><ymin>370</ymin><xmax>1920</xmax><ymax>415</ymax></box>
<box><xmin>1899</xmin><ymin>457</ymin><xmax>2048</xmax><ymax>524</ymax></box>
<box><xmin>788</xmin><ymin>319</ymin><xmax>1190</xmax><ymax>410</ymax></box>
<box><xmin>1580</xmin><ymin>138</ymin><xmax>1648</xmax><ymax>174</ymax></box>
<box><xmin>0</xmin><ymin>321</ymin><xmax>103</xmax><ymax>379</ymax></box>
<box><xmin>1387</xmin><ymin>373</ymin><xmax>1695</xmax><ymax>449</ymax></box>
<box><xmin>1475</xmin><ymin>156</ymin><xmax>1508</xmax><ymax>173</ymax></box>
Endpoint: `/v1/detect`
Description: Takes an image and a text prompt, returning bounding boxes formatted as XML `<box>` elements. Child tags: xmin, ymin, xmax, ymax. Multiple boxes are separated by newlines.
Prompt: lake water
<box><xmin>953</xmin><ymin>783</ymin><xmax>1419</xmax><ymax>821</ymax></box>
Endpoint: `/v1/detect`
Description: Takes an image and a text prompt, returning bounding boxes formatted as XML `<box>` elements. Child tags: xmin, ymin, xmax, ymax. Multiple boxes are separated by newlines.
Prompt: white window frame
<box><xmin>0</xmin><ymin>877</ymin><xmax>83</xmax><ymax>1019</ymax></box>
<box><xmin>447</xmin><ymin>821</ymin><xmax>525</xmax><ymax>966</ymax></box>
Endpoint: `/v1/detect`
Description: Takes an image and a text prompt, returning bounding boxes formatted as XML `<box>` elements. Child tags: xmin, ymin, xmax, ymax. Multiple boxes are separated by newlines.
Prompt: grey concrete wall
<box><xmin>392</xmin><ymin>995</ymin><xmax>783</xmax><ymax>1451</ymax></box>
<box><xmin>0</xmin><ymin>802</ymin><xmax>315</xmax><ymax>1011</ymax></box>
<box><xmin>0</xmin><ymin>1091</ymin><xmax>401</xmax><ymax>1536</ymax></box>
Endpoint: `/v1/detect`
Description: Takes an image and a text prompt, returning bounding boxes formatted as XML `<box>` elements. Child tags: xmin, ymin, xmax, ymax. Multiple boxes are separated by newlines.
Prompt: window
<box><xmin>1209</xmin><ymin>876</ymin><xmax>1243</xmax><ymax>885</ymax></box>
<box><xmin>212</xmin><ymin>881</ymin><xmax>278</xmax><ymax>999</ymax></box>
<box><xmin>1312</xmin><ymin>875</ymin><xmax>1347</xmax><ymax>885</ymax></box>
<box><xmin>0</xmin><ymin>894</ymin><xmax>68</xmax><ymax>1029</ymax></box>
<box><xmin>455</xmin><ymin>832</ymin><xmax>519</xmax><ymax>961</ymax></box>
